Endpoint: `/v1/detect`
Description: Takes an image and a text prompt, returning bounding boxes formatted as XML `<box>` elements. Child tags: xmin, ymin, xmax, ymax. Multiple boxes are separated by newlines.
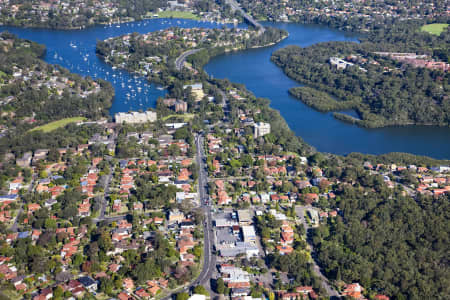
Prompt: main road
<box><xmin>161</xmin><ymin>133</ymin><xmax>215</xmax><ymax>300</ymax></box>
<box><xmin>192</xmin><ymin>133</ymin><xmax>216</xmax><ymax>290</ymax></box>
<box><xmin>175</xmin><ymin>0</ymin><xmax>266</xmax><ymax>72</ymax></box>
<box><xmin>175</xmin><ymin>48</ymin><xmax>204</xmax><ymax>71</ymax></box>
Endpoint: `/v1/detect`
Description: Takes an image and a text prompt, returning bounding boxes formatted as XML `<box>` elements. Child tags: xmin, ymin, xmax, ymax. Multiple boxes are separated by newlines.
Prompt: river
<box><xmin>1</xmin><ymin>19</ymin><xmax>449</xmax><ymax>158</ymax></box>
<box><xmin>0</xmin><ymin>19</ymin><xmax>232</xmax><ymax>114</ymax></box>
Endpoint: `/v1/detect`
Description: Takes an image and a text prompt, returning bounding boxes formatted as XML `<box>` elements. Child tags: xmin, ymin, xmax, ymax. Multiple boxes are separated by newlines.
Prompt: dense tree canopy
<box><xmin>272</xmin><ymin>38</ymin><xmax>449</xmax><ymax>128</ymax></box>
<box><xmin>312</xmin><ymin>183</ymin><xmax>450</xmax><ymax>299</ymax></box>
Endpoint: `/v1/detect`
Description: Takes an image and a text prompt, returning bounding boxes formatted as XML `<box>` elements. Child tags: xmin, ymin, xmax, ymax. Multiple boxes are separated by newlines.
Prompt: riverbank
<box><xmin>96</xmin><ymin>26</ymin><xmax>288</xmax><ymax>87</ymax></box>
<box><xmin>190</xmin><ymin>31</ymin><xmax>289</xmax><ymax>69</ymax></box>
<box><xmin>204</xmin><ymin>21</ymin><xmax>450</xmax><ymax>158</ymax></box>
<box><xmin>270</xmin><ymin>31</ymin><xmax>450</xmax><ymax>129</ymax></box>
<box><xmin>2</xmin><ymin>19</ymin><xmax>449</xmax><ymax>158</ymax></box>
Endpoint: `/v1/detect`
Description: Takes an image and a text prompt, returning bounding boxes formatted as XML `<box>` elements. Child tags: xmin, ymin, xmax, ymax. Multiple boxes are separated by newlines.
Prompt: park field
<box><xmin>155</xmin><ymin>11</ymin><xmax>200</xmax><ymax>20</ymax></box>
<box><xmin>420</xmin><ymin>23</ymin><xmax>448</xmax><ymax>35</ymax></box>
<box><xmin>29</xmin><ymin>117</ymin><xmax>86</xmax><ymax>133</ymax></box>
<box><xmin>162</xmin><ymin>113</ymin><xmax>195</xmax><ymax>121</ymax></box>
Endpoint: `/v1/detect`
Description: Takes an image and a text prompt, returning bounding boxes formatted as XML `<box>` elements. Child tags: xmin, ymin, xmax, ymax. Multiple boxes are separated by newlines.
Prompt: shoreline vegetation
<box><xmin>187</xmin><ymin>31</ymin><xmax>288</xmax><ymax>69</ymax></box>
<box><xmin>0</xmin><ymin>32</ymin><xmax>114</xmax><ymax>139</ymax></box>
<box><xmin>93</xmin><ymin>23</ymin><xmax>450</xmax><ymax>163</ymax></box>
<box><xmin>0</xmin><ymin>4</ymin><xmax>449</xmax><ymax>300</ymax></box>
<box><xmin>0</xmin><ymin>18</ymin><xmax>449</xmax><ymax>300</ymax></box>
<box><xmin>95</xmin><ymin>26</ymin><xmax>288</xmax><ymax>84</ymax></box>
<box><xmin>0</xmin><ymin>0</ymin><xmax>244</xmax><ymax>31</ymax></box>
<box><xmin>271</xmin><ymin>20</ymin><xmax>450</xmax><ymax>129</ymax></box>
<box><xmin>288</xmin><ymin>87</ymin><xmax>357</xmax><ymax>113</ymax></box>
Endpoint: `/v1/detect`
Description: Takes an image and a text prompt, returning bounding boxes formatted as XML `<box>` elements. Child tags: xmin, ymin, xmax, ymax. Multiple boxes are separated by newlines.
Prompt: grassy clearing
<box><xmin>421</xmin><ymin>23</ymin><xmax>448</xmax><ymax>35</ymax></box>
<box><xmin>155</xmin><ymin>11</ymin><xmax>200</xmax><ymax>20</ymax></box>
<box><xmin>162</xmin><ymin>113</ymin><xmax>195</xmax><ymax>121</ymax></box>
<box><xmin>29</xmin><ymin>117</ymin><xmax>86</xmax><ymax>133</ymax></box>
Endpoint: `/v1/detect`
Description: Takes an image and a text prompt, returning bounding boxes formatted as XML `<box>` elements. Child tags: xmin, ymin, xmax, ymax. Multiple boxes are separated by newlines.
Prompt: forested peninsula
<box><xmin>271</xmin><ymin>21</ymin><xmax>450</xmax><ymax>128</ymax></box>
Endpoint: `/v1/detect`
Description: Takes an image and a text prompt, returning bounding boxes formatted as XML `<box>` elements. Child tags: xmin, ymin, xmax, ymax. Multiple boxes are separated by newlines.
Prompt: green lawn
<box><xmin>29</xmin><ymin>117</ymin><xmax>86</xmax><ymax>133</ymax></box>
<box><xmin>154</xmin><ymin>10</ymin><xmax>200</xmax><ymax>20</ymax></box>
<box><xmin>162</xmin><ymin>113</ymin><xmax>195</xmax><ymax>121</ymax></box>
<box><xmin>421</xmin><ymin>23</ymin><xmax>449</xmax><ymax>35</ymax></box>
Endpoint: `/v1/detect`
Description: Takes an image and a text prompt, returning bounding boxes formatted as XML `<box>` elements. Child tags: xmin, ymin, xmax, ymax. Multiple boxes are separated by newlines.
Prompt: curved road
<box><xmin>175</xmin><ymin>0</ymin><xmax>267</xmax><ymax>72</ymax></box>
<box><xmin>175</xmin><ymin>48</ymin><xmax>204</xmax><ymax>71</ymax></box>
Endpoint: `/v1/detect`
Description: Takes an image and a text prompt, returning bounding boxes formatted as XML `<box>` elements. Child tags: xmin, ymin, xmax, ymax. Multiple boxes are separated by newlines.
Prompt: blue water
<box><xmin>205</xmin><ymin>22</ymin><xmax>450</xmax><ymax>159</ymax></box>
<box><xmin>1</xmin><ymin>20</ymin><xmax>449</xmax><ymax>158</ymax></box>
<box><xmin>0</xmin><ymin>19</ymin><xmax>237</xmax><ymax>114</ymax></box>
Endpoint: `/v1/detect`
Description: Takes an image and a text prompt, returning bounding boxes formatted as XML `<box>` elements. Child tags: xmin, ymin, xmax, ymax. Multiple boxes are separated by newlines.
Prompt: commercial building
<box><xmin>219</xmin><ymin>242</ymin><xmax>259</xmax><ymax>259</ymax></box>
<box><xmin>253</xmin><ymin>122</ymin><xmax>271</xmax><ymax>138</ymax></box>
<box><xmin>237</xmin><ymin>209</ymin><xmax>253</xmax><ymax>225</ymax></box>
<box><xmin>241</xmin><ymin>225</ymin><xmax>256</xmax><ymax>244</ymax></box>
<box><xmin>115</xmin><ymin>111</ymin><xmax>157</xmax><ymax>124</ymax></box>
<box><xmin>220</xmin><ymin>265</ymin><xmax>251</xmax><ymax>288</ymax></box>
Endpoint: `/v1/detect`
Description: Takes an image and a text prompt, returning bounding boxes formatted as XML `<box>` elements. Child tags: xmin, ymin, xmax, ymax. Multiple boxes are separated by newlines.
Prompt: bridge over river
<box><xmin>225</xmin><ymin>0</ymin><xmax>265</xmax><ymax>32</ymax></box>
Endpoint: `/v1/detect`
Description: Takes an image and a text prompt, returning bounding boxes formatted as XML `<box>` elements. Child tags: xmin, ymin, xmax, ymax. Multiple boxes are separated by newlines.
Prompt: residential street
<box><xmin>98</xmin><ymin>171</ymin><xmax>113</xmax><ymax>220</ymax></box>
<box><xmin>10</xmin><ymin>175</ymin><xmax>36</xmax><ymax>232</ymax></box>
<box><xmin>295</xmin><ymin>205</ymin><xmax>340</xmax><ymax>298</ymax></box>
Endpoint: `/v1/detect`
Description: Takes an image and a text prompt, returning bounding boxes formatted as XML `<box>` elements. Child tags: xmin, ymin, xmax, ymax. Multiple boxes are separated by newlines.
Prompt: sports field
<box><xmin>29</xmin><ymin>117</ymin><xmax>86</xmax><ymax>133</ymax></box>
<box><xmin>421</xmin><ymin>23</ymin><xmax>448</xmax><ymax>35</ymax></box>
<box><xmin>155</xmin><ymin>11</ymin><xmax>200</xmax><ymax>20</ymax></box>
<box><xmin>162</xmin><ymin>113</ymin><xmax>195</xmax><ymax>121</ymax></box>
